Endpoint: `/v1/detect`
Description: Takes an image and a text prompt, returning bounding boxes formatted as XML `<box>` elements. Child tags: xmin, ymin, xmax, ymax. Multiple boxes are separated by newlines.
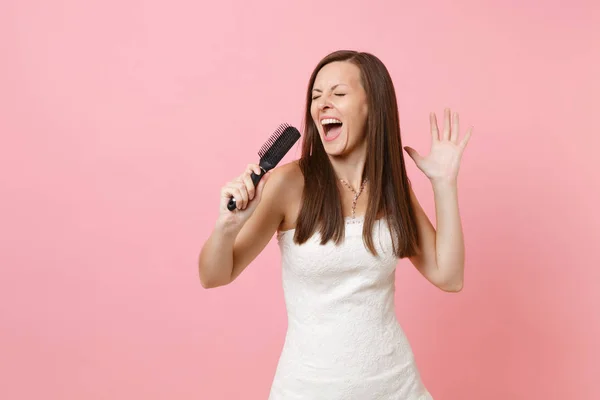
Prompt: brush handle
<box><xmin>227</xmin><ymin>169</ymin><xmax>265</xmax><ymax>211</ymax></box>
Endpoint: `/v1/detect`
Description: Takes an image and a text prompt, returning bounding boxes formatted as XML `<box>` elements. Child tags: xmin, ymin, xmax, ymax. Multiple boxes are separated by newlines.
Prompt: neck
<box><xmin>329</xmin><ymin>147</ymin><xmax>367</xmax><ymax>191</ymax></box>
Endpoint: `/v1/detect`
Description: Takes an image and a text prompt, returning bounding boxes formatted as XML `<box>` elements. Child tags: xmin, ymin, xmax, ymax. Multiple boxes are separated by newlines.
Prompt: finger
<box><xmin>228</xmin><ymin>180</ymin><xmax>248</xmax><ymax>209</ymax></box>
<box><xmin>451</xmin><ymin>112</ymin><xmax>459</xmax><ymax>143</ymax></box>
<box><xmin>235</xmin><ymin>181</ymin><xmax>249</xmax><ymax>209</ymax></box>
<box><xmin>430</xmin><ymin>112</ymin><xmax>439</xmax><ymax>141</ymax></box>
<box><xmin>222</xmin><ymin>185</ymin><xmax>243</xmax><ymax>210</ymax></box>
<box><xmin>246</xmin><ymin>164</ymin><xmax>263</xmax><ymax>197</ymax></box>
<box><xmin>247</xmin><ymin>163</ymin><xmax>262</xmax><ymax>176</ymax></box>
<box><xmin>242</xmin><ymin>170</ymin><xmax>256</xmax><ymax>201</ymax></box>
<box><xmin>221</xmin><ymin>184</ymin><xmax>238</xmax><ymax>200</ymax></box>
<box><xmin>442</xmin><ymin>108</ymin><xmax>451</xmax><ymax>141</ymax></box>
<box><xmin>404</xmin><ymin>146</ymin><xmax>422</xmax><ymax>163</ymax></box>
<box><xmin>235</xmin><ymin>188</ymin><xmax>245</xmax><ymax>210</ymax></box>
<box><xmin>459</xmin><ymin>126</ymin><xmax>473</xmax><ymax>150</ymax></box>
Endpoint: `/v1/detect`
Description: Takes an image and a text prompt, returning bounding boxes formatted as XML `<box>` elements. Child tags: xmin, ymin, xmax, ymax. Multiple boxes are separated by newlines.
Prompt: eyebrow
<box><xmin>312</xmin><ymin>84</ymin><xmax>347</xmax><ymax>93</ymax></box>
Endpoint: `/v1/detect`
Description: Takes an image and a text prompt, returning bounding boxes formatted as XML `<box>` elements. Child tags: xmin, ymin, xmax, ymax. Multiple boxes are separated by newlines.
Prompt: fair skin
<box><xmin>199</xmin><ymin>61</ymin><xmax>472</xmax><ymax>292</ymax></box>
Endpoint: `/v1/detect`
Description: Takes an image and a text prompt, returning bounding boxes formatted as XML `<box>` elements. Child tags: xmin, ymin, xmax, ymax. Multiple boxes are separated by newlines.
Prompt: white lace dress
<box><xmin>268</xmin><ymin>216</ymin><xmax>433</xmax><ymax>400</ymax></box>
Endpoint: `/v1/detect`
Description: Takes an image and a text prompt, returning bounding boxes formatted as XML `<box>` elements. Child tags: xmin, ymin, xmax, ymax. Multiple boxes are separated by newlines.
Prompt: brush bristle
<box><xmin>258</xmin><ymin>123</ymin><xmax>290</xmax><ymax>157</ymax></box>
<box><xmin>257</xmin><ymin>123</ymin><xmax>301</xmax><ymax>166</ymax></box>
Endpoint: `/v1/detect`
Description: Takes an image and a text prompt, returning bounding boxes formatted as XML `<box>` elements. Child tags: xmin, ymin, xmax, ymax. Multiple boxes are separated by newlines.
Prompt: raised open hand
<box><xmin>404</xmin><ymin>108</ymin><xmax>472</xmax><ymax>184</ymax></box>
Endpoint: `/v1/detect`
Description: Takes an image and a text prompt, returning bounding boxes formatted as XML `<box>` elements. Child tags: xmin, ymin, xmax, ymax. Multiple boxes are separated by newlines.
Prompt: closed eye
<box><xmin>311</xmin><ymin>93</ymin><xmax>345</xmax><ymax>100</ymax></box>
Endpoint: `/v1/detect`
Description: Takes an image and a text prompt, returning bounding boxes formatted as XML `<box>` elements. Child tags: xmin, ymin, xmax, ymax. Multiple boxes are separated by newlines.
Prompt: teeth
<box><xmin>322</xmin><ymin>118</ymin><xmax>342</xmax><ymax>125</ymax></box>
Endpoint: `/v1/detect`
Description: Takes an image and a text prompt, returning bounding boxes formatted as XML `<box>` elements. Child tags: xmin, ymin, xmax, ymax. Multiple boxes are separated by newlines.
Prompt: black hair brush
<box><xmin>227</xmin><ymin>123</ymin><xmax>301</xmax><ymax>211</ymax></box>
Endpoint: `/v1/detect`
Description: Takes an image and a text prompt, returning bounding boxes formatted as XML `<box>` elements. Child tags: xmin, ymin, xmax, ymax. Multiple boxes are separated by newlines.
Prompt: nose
<box><xmin>318</xmin><ymin>99</ymin><xmax>332</xmax><ymax>111</ymax></box>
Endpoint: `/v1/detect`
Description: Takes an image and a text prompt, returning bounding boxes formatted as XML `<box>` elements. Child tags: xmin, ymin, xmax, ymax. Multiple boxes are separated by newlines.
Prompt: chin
<box><xmin>321</xmin><ymin>135</ymin><xmax>348</xmax><ymax>157</ymax></box>
<box><xmin>324</xmin><ymin>145</ymin><xmax>351</xmax><ymax>158</ymax></box>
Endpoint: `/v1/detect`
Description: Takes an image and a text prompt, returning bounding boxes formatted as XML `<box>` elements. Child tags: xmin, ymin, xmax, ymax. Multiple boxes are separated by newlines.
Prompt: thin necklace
<box><xmin>339</xmin><ymin>178</ymin><xmax>368</xmax><ymax>219</ymax></box>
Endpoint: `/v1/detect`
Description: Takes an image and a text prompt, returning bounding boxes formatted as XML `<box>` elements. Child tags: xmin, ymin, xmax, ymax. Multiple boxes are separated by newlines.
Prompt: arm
<box><xmin>404</xmin><ymin>108</ymin><xmax>472</xmax><ymax>292</ymax></box>
<box><xmin>198</xmin><ymin>164</ymin><xmax>289</xmax><ymax>288</ymax></box>
<box><xmin>408</xmin><ymin>182</ymin><xmax>464</xmax><ymax>292</ymax></box>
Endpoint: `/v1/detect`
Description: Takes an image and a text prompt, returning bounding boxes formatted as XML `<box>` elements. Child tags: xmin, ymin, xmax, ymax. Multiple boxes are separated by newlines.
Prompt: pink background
<box><xmin>1</xmin><ymin>0</ymin><xmax>599</xmax><ymax>399</ymax></box>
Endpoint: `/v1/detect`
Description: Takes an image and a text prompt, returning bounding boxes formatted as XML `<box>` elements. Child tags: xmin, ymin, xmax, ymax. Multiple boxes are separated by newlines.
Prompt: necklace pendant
<box><xmin>340</xmin><ymin>178</ymin><xmax>367</xmax><ymax>220</ymax></box>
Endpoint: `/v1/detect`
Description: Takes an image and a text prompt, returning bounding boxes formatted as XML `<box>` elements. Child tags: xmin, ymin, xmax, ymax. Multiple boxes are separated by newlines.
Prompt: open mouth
<box><xmin>322</xmin><ymin>118</ymin><xmax>343</xmax><ymax>139</ymax></box>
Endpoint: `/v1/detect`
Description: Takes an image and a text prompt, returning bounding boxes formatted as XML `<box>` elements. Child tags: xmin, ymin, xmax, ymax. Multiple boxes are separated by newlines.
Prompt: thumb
<box><xmin>403</xmin><ymin>146</ymin><xmax>422</xmax><ymax>163</ymax></box>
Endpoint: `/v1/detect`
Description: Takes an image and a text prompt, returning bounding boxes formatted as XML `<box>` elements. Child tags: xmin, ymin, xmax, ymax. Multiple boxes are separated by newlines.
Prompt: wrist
<box><xmin>214</xmin><ymin>216</ymin><xmax>243</xmax><ymax>239</ymax></box>
<box><xmin>430</xmin><ymin>177</ymin><xmax>458</xmax><ymax>190</ymax></box>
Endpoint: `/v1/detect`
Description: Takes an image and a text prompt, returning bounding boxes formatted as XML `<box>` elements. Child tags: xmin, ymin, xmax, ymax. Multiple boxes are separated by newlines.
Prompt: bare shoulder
<box><xmin>267</xmin><ymin>160</ymin><xmax>304</xmax><ymax>231</ymax></box>
<box><xmin>237</xmin><ymin>160</ymin><xmax>303</xmax><ymax>233</ymax></box>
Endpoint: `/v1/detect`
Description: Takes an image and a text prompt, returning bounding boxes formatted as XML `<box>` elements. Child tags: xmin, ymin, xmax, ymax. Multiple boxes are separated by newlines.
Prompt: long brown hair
<box><xmin>293</xmin><ymin>50</ymin><xmax>418</xmax><ymax>259</ymax></box>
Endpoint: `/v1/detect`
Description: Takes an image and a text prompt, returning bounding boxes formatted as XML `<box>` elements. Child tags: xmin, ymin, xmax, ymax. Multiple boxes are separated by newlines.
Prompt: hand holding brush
<box><xmin>218</xmin><ymin>123</ymin><xmax>301</xmax><ymax>226</ymax></box>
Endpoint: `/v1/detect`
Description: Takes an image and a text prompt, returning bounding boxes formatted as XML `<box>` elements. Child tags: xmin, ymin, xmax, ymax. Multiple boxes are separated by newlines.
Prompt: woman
<box><xmin>199</xmin><ymin>50</ymin><xmax>472</xmax><ymax>399</ymax></box>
